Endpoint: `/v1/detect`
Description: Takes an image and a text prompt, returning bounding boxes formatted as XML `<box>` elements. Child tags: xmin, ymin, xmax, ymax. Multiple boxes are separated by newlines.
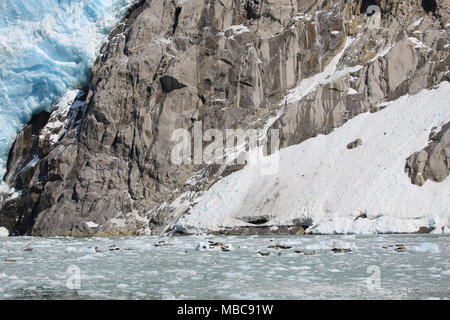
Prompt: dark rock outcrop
<box><xmin>4</xmin><ymin>111</ymin><xmax>50</xmax><ymax>188</ymax></box>
<box><xmin>405</xmin><ymin>122</ymin><xmax>450</xmax><ymax>186</ymax></box>
<box><xmin>160</xmin><ymin>75</ymin><xmax>187</xmax><ymax>93</ymax></box>
<box><xmin>347</xmin><ymin>139</ymin><xmax>363</xmax><ymax>150</ymax></box>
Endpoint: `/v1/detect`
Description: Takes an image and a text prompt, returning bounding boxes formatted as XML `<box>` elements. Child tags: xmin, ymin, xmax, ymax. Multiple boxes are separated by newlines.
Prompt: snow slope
<box><xmin>177</xmin><ymin>82</ymin><xmax>450</xmax><ymax>234</ymax></box>
<box><xmin>0</xmin><ymin>0</ymin><xmax>136</xmax><ymax>179</ymax></box>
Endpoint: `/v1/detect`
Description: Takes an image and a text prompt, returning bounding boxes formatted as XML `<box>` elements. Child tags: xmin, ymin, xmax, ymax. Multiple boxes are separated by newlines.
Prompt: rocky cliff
<box><xmin>1</xmin><ymin>0</ymin><xmax>449</xmax><ymax>236</ymax></box>
<box><xmin>406</xmin><ymin>121</ymin><xmax>450</xmax><ymax>186</ymax></box>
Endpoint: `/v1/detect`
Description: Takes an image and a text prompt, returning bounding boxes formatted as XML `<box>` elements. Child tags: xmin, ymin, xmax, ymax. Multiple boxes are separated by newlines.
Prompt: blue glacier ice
<box><xmin>0</xmin><ymin>0</ymin><xmax>136</xmax><ymax>184</ymax></box>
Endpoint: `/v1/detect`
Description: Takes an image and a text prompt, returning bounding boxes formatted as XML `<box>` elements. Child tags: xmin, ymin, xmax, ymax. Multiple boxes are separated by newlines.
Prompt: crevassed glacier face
<box><xmin>0</xmin><ymin>0</ymin><xmax>136</xmax><ymax>180</ymax></box>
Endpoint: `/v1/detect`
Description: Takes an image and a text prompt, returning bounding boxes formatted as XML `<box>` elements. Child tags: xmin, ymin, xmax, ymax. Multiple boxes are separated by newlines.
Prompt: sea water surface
<box><xmin>0</xmin><ymin>234</ymin><xmax>449</xmax><ymax>300</ymax></box>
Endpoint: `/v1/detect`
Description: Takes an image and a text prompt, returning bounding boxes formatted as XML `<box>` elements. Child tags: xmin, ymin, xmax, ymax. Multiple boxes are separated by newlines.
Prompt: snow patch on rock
<box><xmin>178</xmin><ymin>82</ymin><xmax>450</xmax><ymax>234</ymax></box>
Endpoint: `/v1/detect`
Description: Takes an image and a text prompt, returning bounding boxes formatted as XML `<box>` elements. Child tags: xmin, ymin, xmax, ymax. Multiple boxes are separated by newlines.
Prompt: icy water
<box><xmin>0</xmin><ymin>235</ymin><xmax>449</xmax><ymax>300</ymax></box>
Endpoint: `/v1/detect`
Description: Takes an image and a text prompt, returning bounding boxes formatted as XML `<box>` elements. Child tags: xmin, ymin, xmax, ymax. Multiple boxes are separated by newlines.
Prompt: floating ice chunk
<box><xmin>427</xmin><ymin>267</ymin><xmax>441</xmax><ymax>273</ymax></box>
<box><xmin>65</xmin><ymin>246</ymin><xmax>96</xmax><ymax>253</ymax></box>
<box><xmin>305</xmin><ymin>240</ymin><xmax>356</xmax><ymax>251</ymax></box>
<box><xmin>0</xmin><ymin>227</ymin><xmax>9</xmax><ymax>237</ymax></box>
<box><xmin>195</xmin><ymin>242</ymin><xmax>212</xmax><ymax>251</ymax></box>
<box><xmin>194</xmin><ymin>241</ymin><xmax>232</xmax><ymax>251</ymax></box>
<box><xmin>10</xmin><ymin>279</ymin><xmax>28</xmax><ymax>286</ymax></box>
<box><xmin>412</xmin><ymin>243</ymin><xmax>440</xmax><ymax>254</ymax></box>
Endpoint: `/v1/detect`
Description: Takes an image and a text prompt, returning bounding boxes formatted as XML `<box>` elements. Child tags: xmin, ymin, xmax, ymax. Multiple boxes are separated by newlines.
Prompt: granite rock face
<box><xmin>1</xmin><ymin>0</ymin><xmax>449</xmax><ymax>236</ymax></box>
<box><xmin>271</xmin><ymin>1</ymin><xmax>450</xmax><ymax>148</ymax></box>
<box><xmin>405</xmin><ymin>122</ymin><xmax>450</xmax><ymax>186</ymax></box>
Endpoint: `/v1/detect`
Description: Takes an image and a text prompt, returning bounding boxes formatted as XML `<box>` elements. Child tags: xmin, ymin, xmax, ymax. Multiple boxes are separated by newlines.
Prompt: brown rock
<box><xmin>416</xmin><ymin>226</ymin><xmax>435</xmax><ymax>234</ymax></box>
<box><xmin>405</xmin><ymin>122</ymin><xmax>450</xmax><ymax>186</ymax></box>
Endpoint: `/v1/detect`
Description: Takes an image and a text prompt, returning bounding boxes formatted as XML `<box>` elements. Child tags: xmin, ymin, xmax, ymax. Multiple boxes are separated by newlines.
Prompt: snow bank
<box><xmin>178</xmin><ymin>82</ymin><xmax>450</xmax><ymax>234</ymax></box>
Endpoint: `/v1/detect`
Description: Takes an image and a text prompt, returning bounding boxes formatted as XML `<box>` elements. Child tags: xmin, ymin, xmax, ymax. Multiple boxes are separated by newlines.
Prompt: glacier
<box><xmin>0</xmin><ymin>0</ymin><xmax>136</xmax><ymax>181</ymax></box>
